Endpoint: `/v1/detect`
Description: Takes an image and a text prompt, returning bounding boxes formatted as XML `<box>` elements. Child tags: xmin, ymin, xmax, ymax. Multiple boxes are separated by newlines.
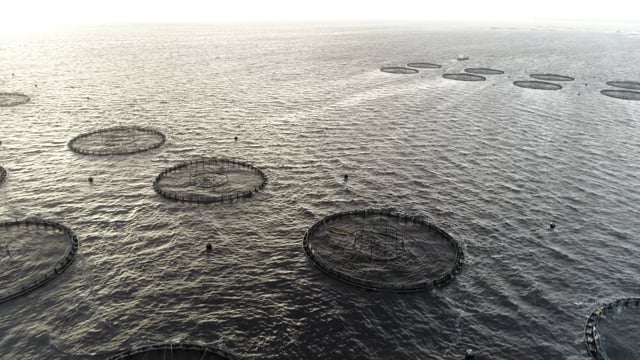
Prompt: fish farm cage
<box><xmin>464</xmin><ymin>68</ymin><xmax>504</xmax><ymax>75</ymax></box>
<box><xmin>600</xmin><ymin>89</ymin><xmax>640</xmax><ymax>101</ymax></box>
<box><xmin>605</xmin><ymin>81</ymin><xmax>640</xmax><ymax>90</ymax></box>
<box><xmin>68</xmin><ymin>125</ymin><xmax>166</xmax><ymax>155</ymax></box>
<box><xmin>513</xmin><ymin>80</ymin><xmax>563</xmax><ymax>90</ymax></box>
<box><xmin>153</xmin><ymin>157</ymin><xmax>267</xmax><ymax>204</ymax></box>
<box><xmin>380</xmin><ymin>67</ymin><xmax>419</xmax><ymax>74</ymax></box>
<box><xmin>0</xmin><ymin>166</ymin><xmax>6</xmax><ymax>186</ymax></box>
<box><xmin>303</xmin><ymin>209</ymin><xmax>464</xmax><ymax>292</ymax></box>
<box><xmin>407</xmin><ymin>62</ymin><xmax>442</xmax><ymax>69</ymax></box>
<box><xmin>529</xmin><ymin>73</ymin><xmax>574</xmax><ymax>81</ymax></box>
<box><xmin>442</xmin><ymin>73</ymin><xmax>486</xmax><ymax>81</ymax></box>
<box><xmin>584</xmin><ymin>297</ymin><xmax>640</xmax><ymax>360</ymax></box>
<box><xmin>107</xmin><ymin>343</ymin><xmax>243</xmax><ymax>360</ymax></box>
<box><xmin>0</xmin><ymin>92</ymin><xmax>30</xmax><ymax>107</ymax></box>
<box><xmin>0</xmin><ymin>219</ymin><xmax>79</xmax><ymax>304</ymax></box>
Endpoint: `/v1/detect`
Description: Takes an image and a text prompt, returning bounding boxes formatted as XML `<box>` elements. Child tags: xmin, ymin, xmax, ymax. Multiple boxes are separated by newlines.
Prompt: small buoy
<box><xmin>585</xmin><ymin>83</ymin><xmax>588</xmax><ymax>86</ymax></box>
<box><xmin>206</xmin><ymin>243</ymin><xmax>213</xmax><ymax>252</ymax></box>
<box><xmin>344</xmin><ymin>174</ymin><xmax>348</xmax><ymax>181</ymax></box>
<box><xmin>34</xmin><ymin>84</ymin><xmax>37</xmax><ymax>88</ymax></box>
<box><xmin>464</xmin><ymin>349</ymin><xmax>475</xmax><ymax>359</ymax></box>
<box><xmin>11</xmin><ymin>73</ymin><xmax>14</xmax><ymax>76</ymax></box>
<box><xmin>234</xmin><ymin>136</ymin><xmax>238</xmax><ymax>141</ymax></box>
<box><xmin>550</xmin><ymin>223</ymin><xmax>556</xmax><ymax>229</ymax></box>
<box><xmin>88</xmin><ymin>177</ymin><xmax>93</xmax><ymax>183</ymax></box>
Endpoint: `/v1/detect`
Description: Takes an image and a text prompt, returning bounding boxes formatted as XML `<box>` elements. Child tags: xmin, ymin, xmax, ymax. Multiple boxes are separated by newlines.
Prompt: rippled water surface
<box><xmin>1</xmin><ymin>23</ymin><xmax>639</xmax><ymax>359</ymax></box>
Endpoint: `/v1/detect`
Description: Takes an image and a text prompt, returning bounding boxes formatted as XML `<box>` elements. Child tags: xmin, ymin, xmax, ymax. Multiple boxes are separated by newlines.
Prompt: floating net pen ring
<box><xmin>0</xmin><ymin>219</ymin><xmax>79</xmax><ymax>304</ymax></box>
<box><xmin>513</xmin><ymin>80</ymin><xmax>563</xmax><ymax>90</ymax></box>
<box><xmin>407</xmin><ymin>62</ymin><xmax>442</xmax><ymax>69</ymax></box>
<box><xmin>153</xmin><ymin>157</ymin><xmax>267</xmax><ymax>204</ymax></box>
<box><xmin>600</xmin><ymin>89</ymin><xmax>640</xmax><ymax>101</ymax></box>
<box><xmin>584</xmin><ymin>298</ymin><xmax>640</xmax><ymax>360</ymax></box>
<box><xmin>529</xmin><ymin>73</ymin><xmax>575</xmax><ymax>81</ymax></box>
<box><xmin>68</xmin><ymin>126</ymin><xmax>166</xmax><ymax>155</ymax></box>
<box><xmin>303</xmin><ymin>209</ymin><xmax>464</xmax><ymax>292</ymax></box>
<box><xmin>0</xmin><ymin>92</ymin><xmax>30</xmax><ymax>107</ymax></box>
<box><xmin>107</xmin><ymin>343</ymin><xmax>244</xmax><ymax>360</ymax></box>
<box><xmin>464</xmin><ymin>68</ymin><xmax>504</xmax><ymax>75</ymax></box>
<box><xmin>380</xmin><ymin>67</ymin><xmax>419</xmax><ymax>74</ymax></box>
<box><xmin>606</xmin><ymin>81</ymin><xmax>640</xmax><ymax>91</ymax></box>
<box><xmin>442</xmin><ymin>73</ymin><xmax>486</xmax><ymax>81</ymax></box>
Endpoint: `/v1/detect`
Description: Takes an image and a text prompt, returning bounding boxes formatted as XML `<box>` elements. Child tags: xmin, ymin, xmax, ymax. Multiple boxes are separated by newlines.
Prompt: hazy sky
<box><xmin>1</xmin><ymin>0</ymin><xmax>638</xmax><ymax>31</ymax></box>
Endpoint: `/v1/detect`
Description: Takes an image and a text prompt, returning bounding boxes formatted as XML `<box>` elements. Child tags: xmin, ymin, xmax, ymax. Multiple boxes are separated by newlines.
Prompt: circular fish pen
<box><xmin>107</xmin><ymin>343</ymin><xmax>243</xmax><ymax>360</ymax></box>
<box><xmin>606</xmin><ymin>81</ymin><xmax>640</xmax><ymax>90</ymax></box>
<box><xmin>600</xmin><ymin>89</ymin><xmax>640</xmax><ymax>101</ymax></box>
<box><xmin>380</xmin><ymin>67</ymin><xmax>419</xmax><ymax>74</ymax></box>
<box><xmin>0</xmin><ymin>219</ymin><xmax>79</xmax><ymax>304</ymax></box>
<box><xmin>529</xmin><ymin>73</ymin><xmax>574</xmax><ymax>81</ymax></box>
<box><xmin>464</xmin><ymin>68</ymin><xmax>504</xmax><ymax>75</ymax></box>
<box><xmin>513</xmin><ymin>80</ymin><xmax>563</xmax><ymax>90</ymax></box>
<box><xmin>0</xmin><ymin>92</ymin><xmax>30</xmax><ymax>107</ymax></box>
<box><xmin>442</xmin><ymin>73</ymin><xmax>486</xmax><ymax>82</ymax></box>
<box><xmin>0</xmin><ymin>166</ymin><xmax>6</xmax><ymax>186</ymax></box>
<box><xmin>584</xmin><ymin>298</ymin><xmax>640</xmax><ymax>360</ymax></box>
<box><xmin>303</xmin><ymin>209</ymin><xmax>464</xmax><ymax>292</ymax></box>
<box><xmin>68</xmin><ymin>126</ymin><xmax>166</xmax><ymax>155</ymax></box>
<box><xmin>153</xmin><ymin>157</ymin><xmax>267</xmax><ymax>204</ymax></box>
<box><xmin>407</xmin><ymin>62</ymin><xmax>442</xmax><ymax>69</ymax></box>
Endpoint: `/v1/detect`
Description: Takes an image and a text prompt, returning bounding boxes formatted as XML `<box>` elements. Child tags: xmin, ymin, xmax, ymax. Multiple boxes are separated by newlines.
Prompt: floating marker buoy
<box><xmin>550</xmin><ymin>223</ymin><xmax>556</xmax><ymax>229</ymax></box>
<box><xmin>344</xmin><ymin>174</ymin><xmax>348</xmax><ymax>181</ymax></box>
<box><xmin>464</xmin><ymin>349</ymin><xmax>475</xmax><ymax>359</ymax></box>
<box><xmin>88</xmin><ymin>177</ymin><xmax>93</xmax><ymax>183</ymax></box>
<box><xmin>206</xmin><ymin>243</ymin><xmax>213</xmax><ymax>252</ymax></box>
<box><xmin>234</xmin><ymin>136</ymin><xmax>238</xmax><ymax>141</ymax></box>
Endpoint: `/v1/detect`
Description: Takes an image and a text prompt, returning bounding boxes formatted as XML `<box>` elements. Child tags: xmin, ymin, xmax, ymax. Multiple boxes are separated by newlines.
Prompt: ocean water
<box><xmin>1</xmin><ymin>22</ymin><xmax>639</xmax><ymax>359</ymax></box>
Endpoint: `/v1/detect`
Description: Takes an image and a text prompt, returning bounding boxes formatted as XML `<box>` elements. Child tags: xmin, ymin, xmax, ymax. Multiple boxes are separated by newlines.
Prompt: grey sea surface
<box><xmin>0</xmin><ymin>22</ymin><xmax>639</xmax><ymax>359</ymax></box>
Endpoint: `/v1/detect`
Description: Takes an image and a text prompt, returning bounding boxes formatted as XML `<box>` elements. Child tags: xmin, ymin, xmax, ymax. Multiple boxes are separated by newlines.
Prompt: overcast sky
<box><xmin>1</xmin><ymin>0</ymin><xmax>638</xmax><ymax>31</ymax></box>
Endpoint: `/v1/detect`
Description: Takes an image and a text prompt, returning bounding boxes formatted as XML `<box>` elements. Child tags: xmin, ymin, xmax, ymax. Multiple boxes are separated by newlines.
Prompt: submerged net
<box><xmin>529</xmin><ymin>73</ymin><xmax>574</xmax><ymax>81</ymax></box>
<box><xmin>107</xmin><ymin>343</ymin><xmax>243</xmax><ymax>360</ymax></box>
<box><xmin>442</xmin><ymin>73</ymin><xmax>486</xmax><ymax>81</ymax></box>
<box><xmin>464</xmin><ymin>68</ymin><xmax>504</xmax><ymax>75</ymax></box>
<box><xmin>68</xmin><ymin>126</ymin><xmax>166</xmax><ymax>155</ymax></box>
<box><xmin>303</xmin><ymin>209</ymin><xmax>464</xmax><ymax>292</ymax></box>
<box><xmin>0</xmin><ymin>219</ymin><xmax>79</xmax><ymax>303</ymax></box>
<box><xmin>606</xmin><ymin>81</ymin><xmax>640</xmax><ymax>90</ymax></box>
<box><xmin>600</xmin><ymin>89</ymin><xmax>640</xmax><ymax>101</ymax></box>
<box><xmin>584</xmin><ymin>298</ymin><xmax>640</xmax><ymax>360</ymax></box>
<box><xmin>0</xmin><ymin>166</ymin><xmax>6</xmax><ymax>186</ymax></box>
<box><xmin>380</xmin><ymin>67</ymin><xmax>419</xmax><ymax>74</ymax></box>
<box><xmin>0</xmin><ymin>92</ymin><xmax>30</xmax><ymax>107</ymax></box>
<box><xmin>407</xmin><ymin>62</ymin><xmax>442</xmax><ymax>69</ymax></box>
<box><xmin>513</xmin><ymin>80</ymin><xmax>563</xmax><ymax>90</ymax></box>
<box><xmin>153</xmin><ymin>157</ymin><xmax>267</xmax><ymax>203</ymax></box>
